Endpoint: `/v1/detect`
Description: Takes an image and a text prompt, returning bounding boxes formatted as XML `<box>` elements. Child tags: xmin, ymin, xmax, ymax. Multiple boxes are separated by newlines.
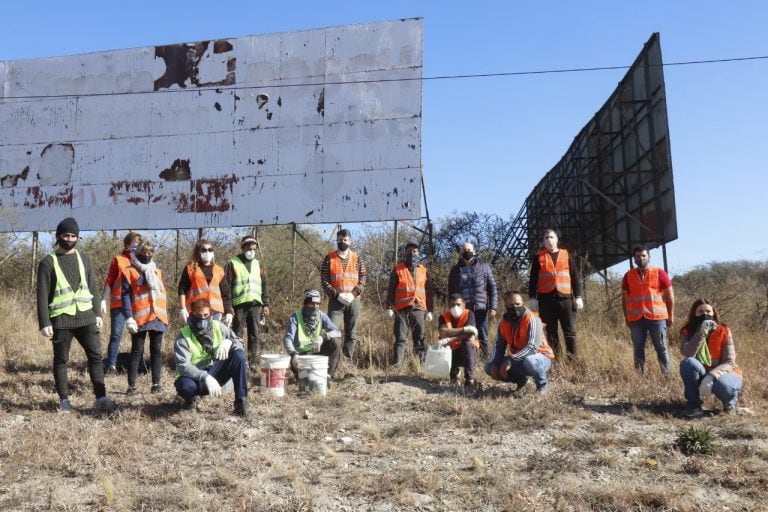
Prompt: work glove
<box><xmin>698</xmin><ymin>374</ymin><xmax>715</xmax><ymax>398</ymax></box>
<box><xmin>528</xmin><ymin>299</ymin><xmax>539</xmax><ymax>312</ymax></box>
<box><xmin>223</xmin><ymin>313</ymin><xmax>233</xmax><ymax>328</ymax></box>
<box><xmin>699</xmin><ymin>319</ymin><xmax>717</xmax><ymax>335</ymax></box>
<box><xmin>574</xmin><ymin>297</ymin><xmax>584</xmax><ymax>311</ymax></box>
<box><xmin>289</xmin><ymin>353</ymin><xmax>299</xmax><ymax>370</ymax></box>
<box><xmin>95</xmin><ymin>317</ymin><xmax>104</xmax><ymax>331</ymax></box>
<box><xmin>436</xmin><ymin>338</ymin><xmax>452</xmax><ymax>348</ymax></box>
<box><xmin>205</xmin><ymin>375</ymin><xmax>222</xmax><ymax>398</ymax></box>
<box><xmin>337</xmin><ymin>292</ymin><xmax>354</xmax><ymax>306</ymax></box>
<box><xmin>125</xmin><ymin>318</ymin><xmax>139</xmax><ymax>334</ymax></box>
<box><xmin>312</xmin><ymin>336</ymin><xmax>323</xmax><ymax>354</ymax></box>
<box><xmin>463</xmin><ymin>325</ymin><xmax>478</xmax><ymax>337</ymax></box>
<box><xmin>100</xmin><ymin>300</ymin><xmax>108</xmax><ymax>316</ymax></box>
<box><xmin>39</xmin><ymin>326</ymin><xmax>53</xmax><ymax>338</ymax></box>
<box><xmin>215</xmin><ymin>338</ymin><xmax>233</xmax><ymax>360</ymax></box>
<box><xmin>386</xmin><ymin>309</ymin><xmax>394</xmax><ymax>319</ymax></box>
<box><xmin>179</xmin><ymin>308</ymin><xmax>189</xmax><ymax>324</ymax></box>
<box><xmin>426</xmin><ymin>312</ymin><xmax>434</xmax><ymax>322</ymax></box>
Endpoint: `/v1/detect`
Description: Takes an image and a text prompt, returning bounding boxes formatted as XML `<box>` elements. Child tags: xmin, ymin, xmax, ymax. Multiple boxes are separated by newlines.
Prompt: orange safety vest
<box><xmin>623</xmin><ymin>267</ymin><xmax>668</xmax><ymax>322</ymax></box>
<box><xmin>683</xmin><ymin>324</ymin><xmax>742</xmax><ymax>378</ymax></box>
<box><xmin>185</xmin><ymin>263</ymin><xmax>224</xmax><ymax>313</ymax></box>
<box><xmin>393</xmin><ymin>263</ymin><xmax>427</xmax><ymax>311</ymax></box>
<box><xmin>123</xmin><ymin>266</ymin><xmax>169</xmax><ymax>326</ymax></box>
<box><xmin>440</xmin><ymin>309</ymin><xmax>480</xmax><ymax>350</ymax></box>
<box><xmin>109</xmin><ymin>252</ymin><xmax>132</xmax><ymax>309</ymax></box>
<box><xmin>328</xmin><ymin>251</ymin><xmax>359</xmax><ymax>295</ymax></box>
<box><xmin>536</xmin><ymin>249</ymin><xmax>572</xmax><ymax>295</ymax></box>
<box><xmin>499</xmin><ymin>311</ymin><xmax>554</xmax><ymax>359</ymax></box>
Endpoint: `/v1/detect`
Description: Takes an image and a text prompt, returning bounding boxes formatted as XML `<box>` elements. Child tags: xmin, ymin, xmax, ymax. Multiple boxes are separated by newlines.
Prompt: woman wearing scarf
<box><xmin>679</xmin><ymin>299</ymin><xmax>743</xmax><ymax>417</ymax></box>
<box><xmin>177</xmin><ymin>239</ymin><xmax>232</xmax><ymax>324</ymax></box>
<box><xmin>122</xmin><ymin>240</ymin><xmax>168</xmax><ymax>394</ymax></box>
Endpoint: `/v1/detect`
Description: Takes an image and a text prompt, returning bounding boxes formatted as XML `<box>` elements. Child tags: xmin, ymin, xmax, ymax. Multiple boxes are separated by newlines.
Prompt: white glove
<box><xmin>337</xmin><ymin>292</ymin><xmax>354</xmax><ymax>306</ymax></box>
<box><xmin>95</xmin><ymin>317</ymin><xmax>104</xmax><ymax>331</ymax></box>
<box><xmin>216</xmin><ymin>338</ymin><xmax>233</xmax><ymax>360</ymax></box>
<box><xmin>437</xmin><ymin>338</ymin><xmax>453</xmax><ymax>348</ymax></box>
<box><xmin>223</xmin><ymin>313</ymin><xmax>233</xmax><ymax>327</ymax></box>
<box><xmin>312</xmin><ymin>336</ymin><xmax>323</xmax><ymax>353</ymax></box>
<box><xmin>528</xmin><ymin>299</ymin><xmax>539</xmax><ymax>312</ymax></box>
<box><xmin>205</xmin><ymin>375</ymin><xmax>222</xmax><ymax>398</ymax></box>
<box><xmin>574</xmin><ymin>297</ymin><xmax>584</xmax><ymax>311</ymax></box>
<box><xmin>326</xmin><ymin>330</ymin><xmax>342</xmax><ymax>339</ymax></box>
<box><xmin>698</xmin><ymin>374</ymin><xmax>715</xmax><ymax>398</ymax></box>
<box><xmin>463</xmin><ymin>325</ymin><xmax>478</xmax><ymax>336</ymax></box>
<box><xmin>179</xmin><ymin>308</ymin><xmax>189</xmax><ymax>323</ymax></box>
<box><xmin>40</xmin><ymin>326</ymin><xmax>53</xmax><ymax>337</ymax></box>
<box><xmin>386</xmin><ymin>309</ymin><xmax>394</xmax><ymax>319</ymax></box>
<box><xmin>700</xmin><ymin>319</ymin><xmax>717</xmax><ymax>334</ymax></box>
<box><xmin>100</xmin><ymin>300</ymin><xmax>108</xmax><ymax>316</ymax></box>
<box><xmin>426</xmin><ymin>312</ymin><xmax>434</xmax><ymax>322</ymax></box>
<box><xmin>125</xmin><ymin>318</ymin><xmax>139</xmax><ymax>334</ymax></box>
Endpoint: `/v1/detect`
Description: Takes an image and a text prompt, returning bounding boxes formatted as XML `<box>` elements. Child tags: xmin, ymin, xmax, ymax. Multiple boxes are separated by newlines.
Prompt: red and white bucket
<box><xmin>259</xmin><ymin>354</ymin><xmax>291</xmax><ymax>397</ymax></box>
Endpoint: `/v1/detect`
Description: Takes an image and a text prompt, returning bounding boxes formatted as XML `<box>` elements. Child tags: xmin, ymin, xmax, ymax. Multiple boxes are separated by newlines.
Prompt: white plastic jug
<box><xmin>423</xmin><ymin>344</ymin><xmax>452</xmax><ymax>379</ymax></box>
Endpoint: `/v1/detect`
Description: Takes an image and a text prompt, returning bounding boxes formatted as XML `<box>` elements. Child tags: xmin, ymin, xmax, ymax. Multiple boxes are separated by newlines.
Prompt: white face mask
<box><xmin>244</xmin><ymin>250</ymin><xmax>256</xmax><ymax>261</ymax></box>
<box><xmin>200</xmin><ymin>251</ymin><xmax>214</xmax><ymax>264</ymax></box>
<box><xmin>450</xmin><ymin>305</ymin><xmax>463</xmax><ymax>318</ymax></box>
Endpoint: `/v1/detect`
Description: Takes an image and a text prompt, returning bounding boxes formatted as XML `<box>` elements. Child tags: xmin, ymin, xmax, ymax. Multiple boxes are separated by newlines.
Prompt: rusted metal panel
<box><xmin>0</xmin><ymin>18</ymin><xmax>422</xmax><ymax>232</ymax></box>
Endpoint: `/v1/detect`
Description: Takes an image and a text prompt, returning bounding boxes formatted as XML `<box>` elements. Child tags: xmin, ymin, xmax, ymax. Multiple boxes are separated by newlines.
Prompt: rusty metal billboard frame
<box><xmin>494</xmin><ymin>33</ymin><xmax>677</xmax><ymax>274</ymax></box>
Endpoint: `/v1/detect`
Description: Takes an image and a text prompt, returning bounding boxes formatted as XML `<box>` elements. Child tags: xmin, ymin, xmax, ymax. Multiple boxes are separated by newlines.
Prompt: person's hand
<box><xmin>179</xmin><ymin>308</ymin><xmax>189</xmax><ymax>324</ymax></box>
<box><xmin>386</xmin><ymin>309</ymin><xmax>394</xmax><ymax>319</ymax></box>
<box><xmin>216</xmin><ymin>338</ymin><xmax>233</xmax><ymax>360</ymax></box>
<box><xmin>337</xmin><ymin>292</ymin><xmax>354</xmax><ymax>306</ymax></box>
<box><xmin>290</xmin><ymin>353</ymin><xmax>299</xmax><ymax>370</ymax></box>
<box><xmin>463</xmin><ymin>325</ymin><xmax>478</xmax><ymax>336</ymax></box>
<box><xmin>205</xmin><ymin>375</ymin><xmax>222</xmax><ymax>398</ymax></box>
<box><xmin>125</xmin><ymin>318</ymin><xmax>139</xmax><ymax>334</ymax></box>
<box><xmin>95</xmin><ymin>317</ymin><xmax>104</xmax><ymax>331</ymax></box>
<box><xmin>39</xmin><ymin>326</ymin><xmax>53</xmax><ymax>338</ymax></box>
<box><xmin>100</xmin><ymin>300</ymin><xmax>108</xmax><ymax>316</ymax></box>
<box><xmin>574</xmin><ymin>297</ymin><xmax>584</xmax><ymax>311</ymax></box>
<box><xmin>223</xmin><ymin>313</ymin><xmax>233</xmax><ymax>327</ymax></box>
<box><xmin>426</xmin><ymin>312</ymin><xmax>434</xmax><ymax>322</ymax></box>
<box><xmin>489</xmin><ymin>309</ymin><xmax>497</xmax><ymax>319</ymax></box>
<box><xmin>528</xmin><ymin>299</ymin><xmax>539</xmax><ymax>312</ymax></box>
<box><xmin>262</xmin><ymin>306</ymin><xmax>270</xmax><ymax>317</ymax></box>
<box><xmin>667</xmin><ymin>314</ymin><xmax>675</xmax><ymax>327</ymax></box>
<box><xmin>698</xmin><ymin>374</ymin><xmax>715</xmax><ymax>398</ymax></box>
<box><xmin>700</xmin><ymin>319</ymin><xmax>717</xmax><ymax>334</ymax></box>
<box><xmin>312</xmin><ymin>336</ymin><xmax>323</xmax><ymax>353</ymax></box>
<box><xmin>498</xmin><ymin>361</ymin><xmax>512</xmax><ymax>381</ymax></box>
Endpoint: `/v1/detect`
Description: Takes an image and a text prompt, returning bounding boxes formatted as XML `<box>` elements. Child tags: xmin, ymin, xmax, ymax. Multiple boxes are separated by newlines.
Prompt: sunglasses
<box><xmin>200</xmin><ymin>248</ymin><xmax>214</xmax><ymax>253</ymax></box>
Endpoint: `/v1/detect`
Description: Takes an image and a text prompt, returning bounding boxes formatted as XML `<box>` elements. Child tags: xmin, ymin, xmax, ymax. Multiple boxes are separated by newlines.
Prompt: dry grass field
<box><xmin>1</xmin><ymin>277</ymin><xmax>767</xmax><ymax>512</ymax></box>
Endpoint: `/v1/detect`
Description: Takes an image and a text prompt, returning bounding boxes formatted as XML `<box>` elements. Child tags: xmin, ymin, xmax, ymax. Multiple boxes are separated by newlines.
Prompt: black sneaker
<box><xmin>682</xmin><ymin>404</ymin><xmax>704</xmax><ymax>418</ymax></box>
<box><xmin>59</xmin><ymin>398</ymin><xmax>73</xmax><ymax>413</ymax></box>
<box><xmin>126</xmin><ymin>386</ymin><xmax>139</xmax><ymax>396</ymax></box>
<box><xmin>150</xmin><ymin>384</ymin><xmax>162</xmax><ymax>394</ymax></box>
<box><xmin>182</xmin><ymin>396</ymin><xmax>199</xmax><ymax>412</ymax></box>
<box><xmin>234</xmin><ymin>398</ymin><xmax>250</xmax><ymax>419</ymax></box>
<box><xmin>104</xmin><ymin>366</ymin><xmax>118</xmax><ymax>376</ymax></box>
<box><xmin>464</xmin><ymin>380</ymin><xmax>475</xmax><ymax>393</ymax></box>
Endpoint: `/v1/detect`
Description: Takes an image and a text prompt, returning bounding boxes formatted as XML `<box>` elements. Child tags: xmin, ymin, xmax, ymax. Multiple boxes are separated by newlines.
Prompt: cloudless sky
<box><xmin>1</xmin><ymin>1</ymin><xmax>766</xmax><ymax>275</ymax></box>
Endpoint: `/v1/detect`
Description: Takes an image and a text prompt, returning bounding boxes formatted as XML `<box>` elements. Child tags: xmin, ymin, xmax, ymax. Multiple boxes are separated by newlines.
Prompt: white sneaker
<box><xmin>95</xmin><ymin>396</ymin><xmax>117</xmax><ymax>412</ymax></box>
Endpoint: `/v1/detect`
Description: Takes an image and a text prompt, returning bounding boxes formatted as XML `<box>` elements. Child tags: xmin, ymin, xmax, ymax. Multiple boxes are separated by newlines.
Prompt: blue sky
<box><xmin>1</xmin><ymin>1</ymin><xmax>766</xmax><ymax>275</ymax></box>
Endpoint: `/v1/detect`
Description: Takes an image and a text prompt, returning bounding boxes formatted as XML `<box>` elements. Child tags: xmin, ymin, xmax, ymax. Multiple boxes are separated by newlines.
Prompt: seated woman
<box><xmin>679</xmin><ymin>299</ymin><xmax>743</xmax><ymax>417</ymax></box>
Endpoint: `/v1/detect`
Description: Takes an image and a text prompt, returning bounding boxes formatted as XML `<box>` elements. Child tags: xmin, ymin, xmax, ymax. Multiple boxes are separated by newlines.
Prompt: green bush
<box><xmin>675</xmin><ymin>426</ymin><xmax>717</xmax><ymax>456</ymax></box>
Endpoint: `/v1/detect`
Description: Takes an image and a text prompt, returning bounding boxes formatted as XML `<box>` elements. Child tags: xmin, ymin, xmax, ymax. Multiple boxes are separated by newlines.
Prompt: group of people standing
<box><xmin>36</xmin><ymin>218</ymin><xmax>743</xmax><ymax>418</ymax></box>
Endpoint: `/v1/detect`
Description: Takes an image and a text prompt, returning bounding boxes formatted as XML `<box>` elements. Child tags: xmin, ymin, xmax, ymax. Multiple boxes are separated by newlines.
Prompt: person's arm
<box><xmin>438</xmin><ymin>317</ymin><xmax>470</xmax><ymax>339</ymax></box>
<box><xmin>121</xmin><ymin>274</ymin><xmax>133</xmax><ymax>319</ymax></box>
<box><xmin>174</xmin><ymin>334</ymin><xmax>208</xmax><ymax>382</ymax></box>
<box><xmin>178</xmin><ymin>269</ymin><xmax>191</xmax><ymax>309</ymax></box>
<box><xmin>447</xmin><ymin>264</ymin><xmax>460</xmax><ymax>296</ymax></box>
<box><xmin>486</xmin><ymin>264</ymin><xmax>498</xmax><ymax>312</ymax></box>
<box><xmin>36</xmin><ymin>256</ymin><xmax>53</xmax><ymax>329</ymax></box>
<box><xmin>219</xmin><ymin>265</ymin><xmax>233</xmax><ymax>315</ymax></box>
<box><xmin>663</xmin><ymin>287</ymin><xmax>675</xmax><ymax>326</ymax></box>
<box><xmin>283</xmin><ymin>315</ymin><xmax>299</xmax><ymax>355</ymax></box>
<box><xmin>425</xmin><ymin>268</ymin><xmax>434</xmax><ymax>313</ymax></box>
<box><xmin>218</xmin><ymin>321</ymin><xmax>244</xmax><ymax>351</ymax></box>
<box><xmin>569</xmin><ymin>253</ymin><xmax>583</xmax><ymax>298</ymax></box>
<box><xmin>83</xmin><ymin>254</ymin><xmax>101</xmax><ymax>316</ymax></box>
<box><xmin>488</xmin><ymin>328</ymin><xmax>506</xmax><ymax>370</ymax></box>
<box><xmin>679</xmin><ymin>326</ymin><xmax>707</xmax><ymax>357</ymax></box>
<box><xmin>528</xmin><ymin>258</ymin><xmax>540</xmax><ymax>298</ymax></box>
<box><xmin>386</xmin><ymin>269</ymin><xmax>398</xmax><ymax>309</ymax></box>
<box><xmin>320</xmin><ymin>254</ymin><xmax>336</xmax><ymax>298</ymax></box>
<box><xmin>709</xmin><ymin>327</ymin><xmax>736</xmax><ymax>379</ymax></box>
<box><xmin>354</xmin><ymin>255</ymin><xmax>367</xmax><ymax>296</ymax></box>
<box><xmin>621</xmin><ymin>273</ymin><xmax>630</xmax><ymax>325</ymax></box>
<box><xmin>509</xmin><ymin>315</ymin><xmax>543</xmax><ymax>361</ymax></box>
<box><xmin>103</xmin><ymin>257</ymin><xmax>120</xmax><ymax>304</ymax></box>
<box><xmin>259</xmin><ymin>267</ymin><xmax>269</xmax><ymax>307</ymax></box>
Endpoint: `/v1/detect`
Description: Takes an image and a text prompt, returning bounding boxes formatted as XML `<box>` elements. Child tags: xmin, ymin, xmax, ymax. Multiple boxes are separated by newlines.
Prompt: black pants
<box><xmin>328</xmin><ymin>296</ymin><xmax>361</xmax><ymax>359</ymax></box>
<box><xmin>291</xmin><ymin>336</ymin><xmax>342</xmax><ymax>379</ymax></box>
<box><xmin>52</xmin><ymin>324</ymin><xmax>106</xmax><ymax>399</ymax></box>
<box><xmin>393</xmin><ymin>308</ymin><xmax>425</xmax><ymax>365</ymax></box>
<box><xmin>449</xmin><ymin>340</ymin><xmax>477</xmax><ymax>382</ymax></box>
<box><xmin>233</xmin><ymin>303</ymin><xmax>262</xmax><ymax>367</ymax></box>
<box><xmin>472</xmin><ymin>307</ymin><xmax>490</xmax><ymax>359</ymax></box>
<box><xmin>539</xmin><ymin>294</ymin><xmax>577</xmax><ymax>359</ymax></box>
<box><xmin>128</xmin><ymin>330</ymin><xmax>164</xmax><ymax>388</ymax></box>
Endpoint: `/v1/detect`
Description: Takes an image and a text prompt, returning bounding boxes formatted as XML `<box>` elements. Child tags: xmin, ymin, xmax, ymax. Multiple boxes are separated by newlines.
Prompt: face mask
<box><xmin>450</xmin><ymin>305</ymin><xmax>463</xmax><ymax>318</ymax></box>
<box><xmin>189</xmin><ymin>316</ymin><xmax>210</xmax><ymax>331</ymax></box>
<box><xmin>504</xmin><ymin>306</ymin><xmax>525</xmax><ymax>321</ymax></box>
<box><xmin>244</xmin><ymin>250</ymin><xmax>256</xmax><ymax>261</ymax></box>
<box><xmin>137</xmin><ymin>254</ymin><xmax>152</xmax><ymax>264</ymax></box>
<box><xmin>337</xmin><ymin>241</ymin><xmax>350</xmax><ymax>251</ymax></box>
<box><xmin>200</xmin><ymin>251</ymin><xmax>214</xmax><ymax>264</ymax></box>
<box><xmin>302</xmin><ymin>305</ymin><xmax>319</xmax><ymax>320</ymax></box>
<box><xmin>461</xmin><ymin>251</ymin><xmax>474</xmax><ymax>261</ymax></box>
<box><xmin>634</xmin><ymin>256</ymin><xmax>649</xmax><ymax>268</ymax></box>
<box><xmin>405</xmin><ymin>254</ymin><xmax>416</xmax><ymax>266</ymax></box>
<box><xmin>696</xmin><ymin>313</ymin><xmax>714</xmax><ymax>324</ymax></box>
<box><xmin>57</xmin><ymin>238</ymin><xmax>77</xmax><ymax>251</ymax></box>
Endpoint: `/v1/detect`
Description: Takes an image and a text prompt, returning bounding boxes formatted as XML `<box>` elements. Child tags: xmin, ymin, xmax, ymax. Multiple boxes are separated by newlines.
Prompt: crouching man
<box><xmin>283</xmin><ymin>289</ymin><xmax>342</xmax><ymax>380</ymax></box>
<box><xmin>438</xmin><ymin>294</ymin><xmax>479</xmax><ymax>390</ymax></box>
<box><xmin>174</xmin><ymin>298</ymin><xmax>250</xmax><ymax>417</ymax></box>
<box><xmin>485</xmin><ymin>291</ymin><xmax>554</xmax><ymax>393</ymax></box>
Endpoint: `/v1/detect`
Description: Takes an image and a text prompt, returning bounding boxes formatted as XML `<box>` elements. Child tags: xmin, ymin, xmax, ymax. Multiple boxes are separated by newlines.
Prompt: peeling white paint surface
<box><xmin>0</xmin><ymin>18</ymin><xmax>422</xmax><ymax>231</ymax></box>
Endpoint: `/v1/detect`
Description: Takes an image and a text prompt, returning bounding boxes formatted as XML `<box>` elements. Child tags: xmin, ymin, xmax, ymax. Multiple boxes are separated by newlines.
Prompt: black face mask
<box><xmin>504</xmin><ymin>306</ymin><xmax>526</xmax><ymax>321</ymax></box>
<box><xmin>337</xmin><ymin>242</ymin><xmax>350</xmax><ymax>251</ymax></box>
<box><xmin>461</xmin><ymin>252</ymin><xmax>474</xmax><ymax>261</ymax></box>
<box><xmin>695</xmin><ymin>313</ymin><xmax>714</xmax><ymax>326</ymax></box>
<box><xmin>57</xmin><ymin>238</ymin><xmax>77</xmax><ymax>251</ymax></box>
<box><xmin>137</xmin><ymin>254</ymin><xmax>152</xmax><ymax>264</ymax></box>
<box><xmin>405</xmin><ymin>254</ymin><xmax>416</xmax><ymax>266</ymax></box>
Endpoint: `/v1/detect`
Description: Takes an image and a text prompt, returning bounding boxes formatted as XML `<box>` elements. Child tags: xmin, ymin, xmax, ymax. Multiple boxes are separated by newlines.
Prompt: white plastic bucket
<box><xmin>296</xmin><ymin>355</ymin><xmax>329</xmax><ymax>396</ymax></box>
<box><xmin>424</xmin><ymin>344</ymin><xmax>452</xmax><ymax>379</ymax></box>
<box><xmin>259</xmin><ymin>354</ymin><xmax>291</xmax><ymax>397</ymax></box>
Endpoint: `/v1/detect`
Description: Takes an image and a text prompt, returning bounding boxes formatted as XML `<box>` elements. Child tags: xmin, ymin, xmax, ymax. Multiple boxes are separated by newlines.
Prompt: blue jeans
<box><xmin>175</xmin><ymin>350</ymin><xmax>249</xmax><ymax>401</ymax></box>
<box><xmin>629</xmin><ymin>318</ymin><xmax>669</xmax><ymax>373</ymax></box>
<box><xmin>485</xmin><ymin>354</ymin><xmax>552</xmax><ymax>390</ymax></box>
<box><xmin>104</xmin><ymin>308</ymin><xmax>128</xmax><ymax>369</ymax></box>
<box><xmin>679</xmin><ymin>357</ymin><xmax>741</xmax><ymax>408</ymax></box>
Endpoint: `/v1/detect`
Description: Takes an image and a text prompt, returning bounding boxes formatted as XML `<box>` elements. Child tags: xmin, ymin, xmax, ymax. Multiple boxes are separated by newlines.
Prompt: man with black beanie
<box><xmin>36</xmin><ymin>217</ymin><xmax>117</xmax><ymax>413</ymax></box>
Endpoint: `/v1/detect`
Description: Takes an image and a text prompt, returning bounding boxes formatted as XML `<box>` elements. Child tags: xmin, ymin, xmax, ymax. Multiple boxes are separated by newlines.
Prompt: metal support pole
<box><xmin>175</xmin><ymin>230</ymin><xmax>180</xmax><ymax>286</ymax></box>
<box><xmin>661</xmin><ymin>243</ymin><xmax>669</xmax><ymax>274</ymax></box>
<box><xmin>30</xmin><ymin>231</ymin><xmax>38</xmax><ymax>292</ymax></box>
<box><xmin>393</xmin><ymin>221</ymin><xmax>399</xmax><ymax>266</ymax></box>
<box><xmin>291</xmin><ymin>223</ymin><xmax>297</xmax><ymax>299</ymax></box>
<box><xmin>197</xmin><ymin>228</ymin><xmax>203</xmax><ymax>241</ymax></box>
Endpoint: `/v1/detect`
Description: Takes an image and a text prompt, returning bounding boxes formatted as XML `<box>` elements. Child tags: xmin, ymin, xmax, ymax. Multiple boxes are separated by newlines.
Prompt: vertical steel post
<box><xmin>30</xmin><ymin>232</ymin><xmax>39</xmax><ymax>292</ymax></box>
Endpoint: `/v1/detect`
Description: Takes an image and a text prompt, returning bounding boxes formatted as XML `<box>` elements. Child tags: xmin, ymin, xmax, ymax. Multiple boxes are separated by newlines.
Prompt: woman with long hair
<box><xmin>177</xmin><ymin>239</ymin><xmax>231</xmax><ymax>324</ymax></box>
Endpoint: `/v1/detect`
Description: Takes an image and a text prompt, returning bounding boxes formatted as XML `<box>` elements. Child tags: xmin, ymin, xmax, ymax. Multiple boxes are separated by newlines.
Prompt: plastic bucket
<box><xmin>424</xmin><ymin>344</ymin><xmax>452</xmax><ymax>379</ymax></box>
<box><xmin>259</xmin><ymin>354</ymin><xmax>291</xmax><ymax>397</ymax></box>
<box><xmin>296</xmin><ymin>355</ymin><xmax>329</xmax><ymax>396</ymax></box>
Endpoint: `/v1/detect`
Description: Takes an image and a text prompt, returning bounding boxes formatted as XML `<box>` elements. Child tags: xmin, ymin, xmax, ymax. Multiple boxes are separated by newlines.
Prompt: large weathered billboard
<box><xmin>0</xmin><ymin>18</ymin><xmax>423</xmax><ymax>232</ymax></box>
